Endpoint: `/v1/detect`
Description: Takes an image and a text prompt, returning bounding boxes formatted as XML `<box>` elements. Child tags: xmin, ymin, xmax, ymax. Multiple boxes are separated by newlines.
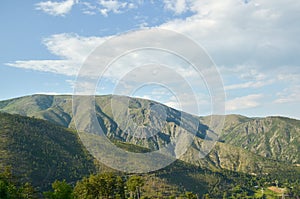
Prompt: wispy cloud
<box><xmin>274</xmin><ymin>86</ymin><xmax>300</xmax><ymax>104</ymax></box>
<box><xmin>81</xmin><ymin>2</ymin><xmax>97</xmax><ymax>15</ymax></box>
<box><xmin>163</xmin><ymin>0</ymin><xmax>190</xmax><ymax>15</ymax></box>
<box><xmin>35</xmin><ymin>0</ymin><xmax>137</xmax><ymax>16</ymax></box>
<box><xmin>98</xmin><ymin>0</ymin><xmax>128</xmax><ymax>16</ymax></box>
<box><xmin>226</xmin><ymin>94</ymin><xmax>263</xmax><ymax>111</ymax></box>
<box><xmin>35</xmin><ymin>0</ymin><xmax>77</xmax><ymax>16</ymax></box>
<box><xmin>35</xmin><ymin>92</ymin><xmax>72</xmax><ymax>95</ymax></box>
<box><xmin>6</xmin><ymin>33</ymin><xmax>108</xmax><ymax>76</ymax></box>
<box><xmin>6</xmin><ymin>60</ymin><xmax>79</xmax><ymax>76</ymax></box>
<box><xmin>225</xmin><ymin>79</ymin><xmax>274</xmax><ymax>90</ymax></box>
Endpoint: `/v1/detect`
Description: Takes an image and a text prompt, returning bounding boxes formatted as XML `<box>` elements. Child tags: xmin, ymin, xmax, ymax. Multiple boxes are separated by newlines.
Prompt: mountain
<box><xmin>201</xmin><ymin>114</ymin><xmax>300</xmax><ymax>164</ymax></box>
<box><xmin>1</xmin><ymin>94</ymin><xmax>299</xmax><ymax>165</ymax></box>
<box><xmin>0</xmin><ymin>95</ymin><xmax>300</xmax><ymax>197</ymax></box>
<box><xmin>0</xmin><ymin>94</ymin><xmax>210</xmax><ymax>153</ymax></box>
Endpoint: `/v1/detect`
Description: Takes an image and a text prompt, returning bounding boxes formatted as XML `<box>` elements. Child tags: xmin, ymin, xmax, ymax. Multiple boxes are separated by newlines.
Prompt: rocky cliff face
<box><xmin>217</xmin><ymin>116</ymin><xmax>300</xmax><ymax>163</ymax></box>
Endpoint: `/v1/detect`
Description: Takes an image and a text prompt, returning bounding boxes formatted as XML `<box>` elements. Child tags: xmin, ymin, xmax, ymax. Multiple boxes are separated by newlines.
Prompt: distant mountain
<box><xmin>0</xmin><ymin>95</ymin><xmax>73</xmax><ymax>127</ymax></box>
<box><xmin>201</xmin><ymin>114</ymin><xmax>300</xmax><ymax>164</ymax></box>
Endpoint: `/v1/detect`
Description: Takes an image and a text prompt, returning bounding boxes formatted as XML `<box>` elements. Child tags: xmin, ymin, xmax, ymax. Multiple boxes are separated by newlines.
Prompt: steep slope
<box><xmin>0</xmin><ymin>112</ymin><xmax>96</xmax><ymax>190</ymax></box>
<box><xmin>181</xmin><ymin>138</ymin><xmax>293</xmax><ymax>174</ymax></box>
<box><xmin>219</xmin><ymin>115</ymin><xmax>300</xmax><ymax>163</ymax></box>
<box><xmin>0</xmin><ymin>95</ymin><xmax>209</xmax><ymax>152</ymax></box>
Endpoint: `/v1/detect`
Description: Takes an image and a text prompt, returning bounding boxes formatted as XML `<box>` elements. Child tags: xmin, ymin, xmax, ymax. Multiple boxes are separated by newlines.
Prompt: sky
<box><xmin>0</xmin><ymin>0</ymin><xmax>299</xmax><ymax>119</ymax></box>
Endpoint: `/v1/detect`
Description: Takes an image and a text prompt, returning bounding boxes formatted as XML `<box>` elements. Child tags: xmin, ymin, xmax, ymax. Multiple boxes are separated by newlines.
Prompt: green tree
<box><xmin>185</xmin><ymin>191</ymin><xmax>197</xmax><ymax>199</ymax></box>
<box><xmin>0</xmin><ymin>179</ymin><xmax>9</xmax><ymax>198</ymax></box>
<box><xmin>44</xmin><ymin>180</ymin><xmax>73</xmax><ymax>199</ymax></box>
<box><xmin>0</xmin><ymin>167</ymin><xmax>20</xmax><ymax>199</ymax></box>
<box><xmin>73</xmin><ymin>177</ymin><xmax>92</xmax><ymax>199</ymax></box>
<box><xmin>115</xmin><ymin>176</ymin><xmax>125</xmax><ymax>199</ymax></box>
<box><xmin>202</xmin><ymin>193</ymin><xmax>210</xmax><ymax>199</ymax></box>
<box><xmin>0</xmin><ymin>180</ymin><xmax>20</xmax><ymax>199</ymax></box>
<box><xmin>73</xmin><ymin>173</ymin><xmax>124</xmax><ymax>199</ymax></box>
<box><xmin>126</xmin><ymin>175</ymin><xmax>144</xmax><ymax>199</ymax></box>
<box><xmin>20</xmin><ymin>182</ymin><xmax>37</xmax><ymax>199</ymax></box>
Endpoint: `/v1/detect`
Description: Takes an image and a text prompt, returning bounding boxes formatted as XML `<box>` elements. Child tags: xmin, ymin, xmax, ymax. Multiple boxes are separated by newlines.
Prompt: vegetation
<box><xmin>0</xmin><ymin>95</ymin><xmax>300</xmax><ymax>198</ymax></box>
<box><xmin>44</xmin><ymin>180</ymin><xmax>73</xmax><ymax>199</ymax></box>
<box><xmin>73</xmin><ymin>173</ymin><xmax>125</xmax><ymax>199</ymax></box>
<box><xmin>1</xmin><ymin>165</ymin><xmax>299</xmax><ymax>198</ymax></box>
<box><xmin>217</xmin><ymin>115</ymin><xmax>300</xmax><ymax>163</ymax></box>
<box><xmin>0</xmin><ymin>112</ymin><xmax>96</xmax><ymax>190</ymax></box>
<box><xmin>0</xmin><ymin>167</ymin><xmax>38</xmax><ymax>199</ymax></box>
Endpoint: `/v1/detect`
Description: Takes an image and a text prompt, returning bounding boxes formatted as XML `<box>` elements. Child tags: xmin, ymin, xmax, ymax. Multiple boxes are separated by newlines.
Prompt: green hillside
<box><xmin>0</xmin><ymin>112</ymin><xmax>96</xmax><ymax>190</ymax></box>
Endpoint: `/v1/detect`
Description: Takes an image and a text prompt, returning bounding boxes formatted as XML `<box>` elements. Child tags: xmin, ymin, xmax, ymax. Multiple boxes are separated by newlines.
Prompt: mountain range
<box><xmin>0</xmin><ymin>94</ymin><xmax>299</xmax><ymax>197</ymax></box>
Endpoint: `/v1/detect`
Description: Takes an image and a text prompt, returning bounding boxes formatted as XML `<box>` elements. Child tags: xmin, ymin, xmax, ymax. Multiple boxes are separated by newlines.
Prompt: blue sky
<box><xmin>1</xmin><ymin>0</ymin><xmax>300</xmax><ymax>119</ymax></box>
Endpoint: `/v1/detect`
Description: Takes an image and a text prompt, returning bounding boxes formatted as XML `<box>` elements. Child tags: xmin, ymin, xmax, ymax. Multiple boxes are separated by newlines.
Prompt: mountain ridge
<box><xmin>1</xmin><ymin>94</ymin><xmax>299</xmax><ymax>165</ymax></box>
<box><xmin>0</xmin><ymin>95</ymin><xmax>300</xmax><ymax>197</ymax></box>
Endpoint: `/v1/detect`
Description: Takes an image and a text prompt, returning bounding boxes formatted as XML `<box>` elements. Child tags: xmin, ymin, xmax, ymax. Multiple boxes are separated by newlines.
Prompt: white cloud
<box><xmin>6</xmin><ymin>31</ymin><xmax>206</xmax><ymax>80</ymax></box>
<box><xmin>225</xmin><ymin>79</ymin><xmax>274</xmax><ymax>90</ymax></box>
<box><xmin>238</xmin><ymin>68</ymin><xmax>266</xmax><ymax>81</ymax></box>
<box><xmin>35</xmin><ymin>0</ymin><xmax>77</xmax><ymax>16</ymax></box>
<box><xmin>6</xmin><ymin>33</ymin><xmax>108</xmax><ymax>76</ymax></box>
<box><xmin>42</xmin><ymin>33</ymin><xmax>107</xmax><ymax>61</ymax></box>
<box><xmin>163</xmin><ymin>0</ymin><xmax>189</xmax><ymax>15</ymax></box>
<box><xmin>226</xmin><ymin>94</ymin><xmax>263</xmax><ymax>111</ymax></box>
<box><xmin>35</xmin><ymin>92</ymin><xmax>72</xmax><ymax>95</ymax></box>
<box><xmin>23</xmin><ymin>0</ymin><xmax>300</xmax><ymax>80</ymax></box>
<box><xmin>7</xmin><ymin>0</ymin><xmax>300</xmax><ymax>117</ymax></box>
<box><xmin>277</xmin><ymin>73</ymin><xmax>300</xmax><ymax>83</ymax></box>
<box><xmin>272</xmin><ymin>69</ymin><xmax>300</xmax><ymax>104</ymax></box>
<box><xmin>219</xmin><ymin>65</ymin><xmax>275</xmax><ymax>90</ymax></box>
<box><xmin>82</xmin><ymin>10</ymin><xmax>96</xmax><ymax>15</ymax></box>
<box><xmin>161</xmin><ymin>0</ymin><xmax>300</xmax><ymax>69</ymax></box>
<box><xmin>35</xmin><ymin>0</ymin><xmax>137</xmax><ymax>16</ymax></box>
<box><xmin>6</xmin><ymin>60</ymin><xmax>79</xmax><ymax>76</ymax></box>
<box><xmin>219</xmin><ymin>65</ymin><xmax>264</xmax><ymax>77</ymax></box>
<box><xmin>98</xmin><ymin>0</ymin><xmax>128</xmax><ymax>16</ymax></box>
<box><xmin>274</xmin><ymin>86</ymin><xmax>300</xmax><ymax>104</ymax></box>
<box><xmin>81</xmin><ymin>2</ymin><xmax>97</xmax><ymax>15</ymax></box>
